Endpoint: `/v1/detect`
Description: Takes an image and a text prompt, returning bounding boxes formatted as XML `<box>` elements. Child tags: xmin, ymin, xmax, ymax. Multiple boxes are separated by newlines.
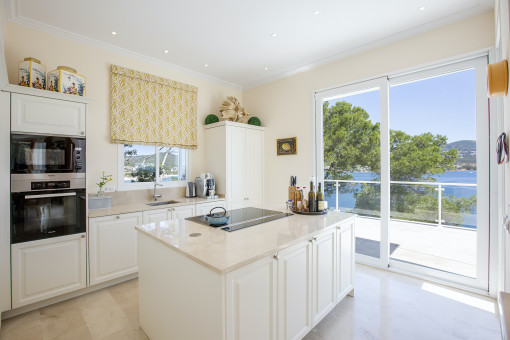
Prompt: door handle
<box><xmin>25</xmin><ymin>192</ymin><xmax>76</xmax><ymax>199</ymax></box>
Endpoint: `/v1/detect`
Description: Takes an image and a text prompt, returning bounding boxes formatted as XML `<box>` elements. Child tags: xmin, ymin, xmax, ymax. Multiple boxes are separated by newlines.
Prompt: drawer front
<box><xmin>196</xmin><ymin>201</ymin><xmax>226</xmax><ymax>216</ymax></box>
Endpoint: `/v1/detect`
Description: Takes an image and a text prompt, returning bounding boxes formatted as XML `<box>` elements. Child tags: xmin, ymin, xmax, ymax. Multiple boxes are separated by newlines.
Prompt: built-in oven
<box><xmin>11</xmin><ymin>134</ymin><xmax>85</xmax><ymax>174</ymax></box>
<box><xmin>11</xmin><ymin>174</ymin><xmax>86</xmax><ymax>244</ymax></box>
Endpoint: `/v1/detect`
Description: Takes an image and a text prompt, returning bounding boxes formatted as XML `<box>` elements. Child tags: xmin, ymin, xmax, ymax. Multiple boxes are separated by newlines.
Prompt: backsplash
<box><xmin>88</xmin><ymin>187</ymin><xmax>186</xmax><ymax>206</ymax></box>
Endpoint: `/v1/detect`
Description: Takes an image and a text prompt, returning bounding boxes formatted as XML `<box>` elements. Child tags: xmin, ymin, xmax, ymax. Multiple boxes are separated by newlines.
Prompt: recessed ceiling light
<box><xmin>264</xmin><ymin>67</ymin><xmax>268</xmax><ymax>71</ymax></box>
<box><xmin>164</xmin><ymin>50</ymin><xmax>169</xmax><ymax>54</ymax></box>
<box><xmin>314</xmin><ymin>10</ymin><xmax>320</xmax><ymax>15</ymax></box>
<box><xmin>204</xmin><ymin>64</ymin><xmax>208</xmax><ymax>67</ymax></box>
<box><xmin>419</xmin><ymin>6</ymin><xmax>426</xmax><ymax>11</ymax></box>
<box><xmin>271</xmin><ymin>33</ymin><xmax>277</xmax><ymax>38</ymax></box>
<box><xmin>111</xmin><ymin>31</ymin><xmax>117</xmax><ymax>35</ymax></box>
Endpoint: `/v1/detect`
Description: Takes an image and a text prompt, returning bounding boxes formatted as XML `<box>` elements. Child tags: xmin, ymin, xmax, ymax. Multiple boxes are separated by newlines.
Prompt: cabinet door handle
<box><xmin>81</xmin><ymin>234</ymin><xmax>85</xmax><ymax>238</ymax></box>
<box><xmin>313</xmin><ymin>236</ymin><xmax>318</xmax><ymax>241</ymax></box>
<box><xmin>309</xmin><ymin>239</ymin><xmax>314</xmax><ymax>243</ymax></box>
<box><xmin>80</xmin><ymin>131</ymin><xmax>85</xmax><ymax>135</ymax></box>
<box><xmin>116</xmin><ymin>216</ymin><xmax>120</xmax><ymax>219</ymax></box>
<box><xmin>273</xmin><ymin>254</ymin><xmax>279</xmax><ymax>260</ymax></box>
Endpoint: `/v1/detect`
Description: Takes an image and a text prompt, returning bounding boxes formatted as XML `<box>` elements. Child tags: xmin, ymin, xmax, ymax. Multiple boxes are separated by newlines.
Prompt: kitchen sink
<box><xmin>145</xmin><ymin>200</ymin><xmax>181</xmax><ymax>206</ymax></box>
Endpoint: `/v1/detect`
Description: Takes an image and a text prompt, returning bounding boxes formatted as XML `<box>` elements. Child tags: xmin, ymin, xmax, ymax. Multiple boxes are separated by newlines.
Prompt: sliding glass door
<box><xmin>315</xmin><ymin>77</ymin><xmax>389</xmax><ymax>267</ymax></box>
<box><xmin>315</xmin><ymin>56</ymin><xmax>489</xmax><ymax>290</ymax></box>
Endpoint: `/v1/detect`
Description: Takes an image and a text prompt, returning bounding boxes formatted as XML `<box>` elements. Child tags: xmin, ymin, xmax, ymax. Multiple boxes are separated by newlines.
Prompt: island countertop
<box><xmin>135</xmin><ymin>210</ymin><xmax>355</xmax><ymax>274</ymax></box>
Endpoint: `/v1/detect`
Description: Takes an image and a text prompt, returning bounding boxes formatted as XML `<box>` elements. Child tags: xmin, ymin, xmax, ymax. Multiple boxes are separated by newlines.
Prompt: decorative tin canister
<box><xmin>47</xmin><ymin>66</ymin><xmax>86</xmax><ymax>96</ymax></box>
<box><xmin>18</xmin><ymin>57</ymin><xmax>46</xmax><ymax>89</ymax></box>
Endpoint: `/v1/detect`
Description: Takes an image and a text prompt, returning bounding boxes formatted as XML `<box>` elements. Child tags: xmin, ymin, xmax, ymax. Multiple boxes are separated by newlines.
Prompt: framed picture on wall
<box><xmin>276</xmin><ymin>137</ymin><xmax>297</xmax><ymax>156</ymax></box>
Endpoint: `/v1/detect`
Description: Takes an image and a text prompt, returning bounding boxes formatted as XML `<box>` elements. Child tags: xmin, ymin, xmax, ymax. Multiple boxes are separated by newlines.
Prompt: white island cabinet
<box><xmin>136</xmin><ymin>211</ymin><xmax>355</xmax><ymax>340</ymax></box>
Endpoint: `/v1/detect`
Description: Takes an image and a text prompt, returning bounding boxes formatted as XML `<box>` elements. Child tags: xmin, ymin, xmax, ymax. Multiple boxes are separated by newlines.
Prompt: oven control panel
<box><xmin>31</xmin><ymin>181</ymin><xmax>71</xmax><ymax>190</ymax></box>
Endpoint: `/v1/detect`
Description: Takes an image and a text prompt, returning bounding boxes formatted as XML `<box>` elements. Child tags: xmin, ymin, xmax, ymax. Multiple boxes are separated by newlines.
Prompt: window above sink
<box><xmin>117</xmin><ymin>144</ymin><xmax>187</xmax><ymax>191</ymax></box>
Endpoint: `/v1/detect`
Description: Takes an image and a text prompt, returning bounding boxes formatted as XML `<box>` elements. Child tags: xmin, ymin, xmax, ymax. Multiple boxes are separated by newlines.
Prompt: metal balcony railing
<box><xmin>324</xmin><ymin>179</ymin><xmax>477</xmax><ymax>227</ymax></box>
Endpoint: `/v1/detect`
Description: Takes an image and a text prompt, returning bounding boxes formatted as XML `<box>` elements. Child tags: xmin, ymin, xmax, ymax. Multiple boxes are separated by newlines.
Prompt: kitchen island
<box><xmin>135</xmin><ymin>209</ymin><xmax>355</xmax><ymax>340</ymax></box>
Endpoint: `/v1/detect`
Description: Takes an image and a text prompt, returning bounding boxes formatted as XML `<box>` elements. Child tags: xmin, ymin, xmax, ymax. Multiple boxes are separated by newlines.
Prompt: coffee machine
<box><xmin>195</xmin><ymin>173</ymin><xmax>216</xmax><ymax>198</ymax></box>
<box><xmin>206</xmin><ymin>178</ymin><xmax>215</xmax><ymax>197</ymax></box>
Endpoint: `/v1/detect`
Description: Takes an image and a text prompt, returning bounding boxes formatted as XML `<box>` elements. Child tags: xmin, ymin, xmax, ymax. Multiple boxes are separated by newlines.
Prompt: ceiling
<box><xmin>8</xmin><ymin>0</ymin><xmax>494</xmax><ymax>88</ymax></box>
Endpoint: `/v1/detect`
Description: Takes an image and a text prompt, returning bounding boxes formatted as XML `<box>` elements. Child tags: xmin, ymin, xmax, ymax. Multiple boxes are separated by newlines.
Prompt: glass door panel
<box><xmin>388</xmin><ymin>57</ymin><xmax>489</xmax><ymax>289</ymax></box>
<box><xmin>319</xmin><ymin>84</ymin><xmax>383</xmax><ymax>262</ymax></box>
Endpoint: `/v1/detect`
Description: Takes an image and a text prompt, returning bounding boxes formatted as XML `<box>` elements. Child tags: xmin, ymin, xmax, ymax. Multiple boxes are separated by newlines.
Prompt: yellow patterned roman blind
<box><xmin>110</xmin><ymin>65</ymin><xmax>198</xmax><ymax>149</ymax></box>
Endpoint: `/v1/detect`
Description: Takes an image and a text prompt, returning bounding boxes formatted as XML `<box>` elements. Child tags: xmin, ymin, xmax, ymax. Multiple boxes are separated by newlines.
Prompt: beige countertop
<box><xmin>88</xmin><ymin>196</ymin><xmax>226</xmax><ymax>218</ymax></box>
<box><xmin>135</xmin><ymin>210</ymin><xmax>355</xmax><ymax>274</ymax></box>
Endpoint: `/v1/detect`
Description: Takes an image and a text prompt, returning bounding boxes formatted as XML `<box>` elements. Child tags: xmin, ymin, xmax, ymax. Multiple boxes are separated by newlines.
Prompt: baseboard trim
<box><xmin>1</xmin><ymin>273</ymin><xmax>138</xmax><ymax>320</ymax></box>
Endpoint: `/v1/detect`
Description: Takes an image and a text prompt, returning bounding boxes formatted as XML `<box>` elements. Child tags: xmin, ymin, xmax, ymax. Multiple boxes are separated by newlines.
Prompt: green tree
<box><xmin>323</xmin><ymin>100</ymin><xmax>474</xmax><ymax>226</ymax></box>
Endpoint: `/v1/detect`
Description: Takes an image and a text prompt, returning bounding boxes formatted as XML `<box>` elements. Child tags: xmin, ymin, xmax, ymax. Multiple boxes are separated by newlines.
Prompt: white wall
<box><xmin>496</xmin><ymin>0</ymin><xmax>510</xmax><ymax>293</ymax></box>
<box><xmin>3</xmin><ymin>22</ymin><xmax>243</xmax><ymax>193</ymax></box>
<box><xmin>243</xmin><ymin>11</ymin><xmax>495</xmax><ymax>207</ymax></box>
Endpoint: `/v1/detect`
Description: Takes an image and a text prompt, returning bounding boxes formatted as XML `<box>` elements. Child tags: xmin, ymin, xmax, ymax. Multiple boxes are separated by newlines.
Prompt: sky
<box><xmin>327</xmin><ymin>69</ymin><xmax>476</xmax><ymax>143</ymax></box>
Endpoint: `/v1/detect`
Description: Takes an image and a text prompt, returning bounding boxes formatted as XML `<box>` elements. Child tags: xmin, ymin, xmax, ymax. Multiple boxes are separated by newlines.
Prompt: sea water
<box><xmin>325</xmin><ymin>170</ymin><xmax>477</xmax><ymax>228</ymax></box>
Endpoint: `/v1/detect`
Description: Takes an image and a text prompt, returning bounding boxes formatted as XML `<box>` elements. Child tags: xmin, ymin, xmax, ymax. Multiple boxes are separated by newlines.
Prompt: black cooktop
<box><xmin>186</xmin><ymin>207</ymin><xmax>293</xmax><ymax>232</ymax></box>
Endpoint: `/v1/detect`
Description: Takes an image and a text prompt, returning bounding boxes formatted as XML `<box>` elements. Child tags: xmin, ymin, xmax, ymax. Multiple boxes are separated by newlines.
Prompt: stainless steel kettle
<box><xmin>185</xmin><ymin>182</ymin><xmax>196</xmax><ymax>198</ymax></box>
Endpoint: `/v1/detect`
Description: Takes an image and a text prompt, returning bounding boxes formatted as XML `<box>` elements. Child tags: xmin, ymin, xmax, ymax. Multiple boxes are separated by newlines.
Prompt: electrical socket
<box><xmin>103</xmin><ymin>186</ymin><xmax>115</xmax><ymax>192</ymax></box>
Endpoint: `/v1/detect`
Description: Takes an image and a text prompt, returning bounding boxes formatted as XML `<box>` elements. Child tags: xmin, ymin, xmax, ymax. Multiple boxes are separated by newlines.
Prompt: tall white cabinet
<box><xmin>205</xmin><ymin>121</ymin><xmax>264</xmax><ymax>210</ymax></box>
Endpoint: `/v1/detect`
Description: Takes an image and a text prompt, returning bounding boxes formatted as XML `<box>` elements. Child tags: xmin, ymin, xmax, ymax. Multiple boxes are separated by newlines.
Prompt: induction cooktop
<box><xmin>186</xmin><ymin>207</ymin><xmax>293</xmax><ymax>232</ymax></box>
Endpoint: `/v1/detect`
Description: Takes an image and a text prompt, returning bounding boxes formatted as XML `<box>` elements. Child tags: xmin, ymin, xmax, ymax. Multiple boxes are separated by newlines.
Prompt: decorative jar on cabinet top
<box><xmin>47</xmin><ymin>66</ymin><xmax>86</xmax><ymax>96</ymax></box>
<box><xmin>18</xmin><ymin>57</ymin><xmax>46</xmax><ymax>89</ymax></box>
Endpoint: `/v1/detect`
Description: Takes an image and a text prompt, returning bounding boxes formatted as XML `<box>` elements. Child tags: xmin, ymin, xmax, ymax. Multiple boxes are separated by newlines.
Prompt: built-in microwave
<box><xmin>10</xmin><ymin>134</ymin><xmax>85</xmax><ymax>174</ymax></box>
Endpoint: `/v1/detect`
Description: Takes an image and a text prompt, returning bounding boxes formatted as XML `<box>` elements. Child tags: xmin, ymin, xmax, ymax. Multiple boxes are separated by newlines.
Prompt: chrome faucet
<box><xmin>153</xmin><ymin>182</ymin><xmax>163</xmax><ymax>201</ymax></box>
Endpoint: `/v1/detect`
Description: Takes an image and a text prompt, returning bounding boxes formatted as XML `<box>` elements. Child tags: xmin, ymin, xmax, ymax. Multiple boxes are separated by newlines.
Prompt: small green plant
<box><xmin>97</xmin><ymin>171</ymin><xmax>113</xmax><ymax>194</ymax></box>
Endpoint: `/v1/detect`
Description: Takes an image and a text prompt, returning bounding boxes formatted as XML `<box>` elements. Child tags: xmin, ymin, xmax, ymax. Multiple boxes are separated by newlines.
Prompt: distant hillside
<box><xmin>124</xmin><ymin>151</ymin><xmax>178</xmax><ymax>168</ymax></box>
<box><xmin>443</xmin><ymin>140</ymin><xmax>476</xmax><ymax>153</ymax></box>
<box><xmin>443</xmin><ymin>140</ymin><xmax>476</xmax><ymax>170</ymax></box>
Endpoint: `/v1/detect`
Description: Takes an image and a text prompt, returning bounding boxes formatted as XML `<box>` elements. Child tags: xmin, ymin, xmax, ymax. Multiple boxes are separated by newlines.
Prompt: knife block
<box><xmin>288</xmin><ymin>186</ymin><xmax>296</xmax><ymax>205</ymax></box>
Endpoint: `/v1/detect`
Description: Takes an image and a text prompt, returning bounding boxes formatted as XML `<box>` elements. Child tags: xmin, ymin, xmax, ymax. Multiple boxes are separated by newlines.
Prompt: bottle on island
<box><xmin>308</xmin><ymin>179</ymin><xmax>317</xmax><ymax>212</ymax></box>
<box><xmin>302</xmin><ymin>187</ymin><xmax>308</xmax><ymax>212</ymax></box>
<box><xmin>316</xmin><ymin>182</ymin><xmax>325</xmax><ymax>212</ymax></box>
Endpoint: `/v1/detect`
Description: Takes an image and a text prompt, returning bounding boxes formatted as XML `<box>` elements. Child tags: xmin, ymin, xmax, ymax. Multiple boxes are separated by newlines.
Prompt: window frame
<box><xmin>117</xmin><ymin>144</ymin><xmax>188</xmax><ymax>191</ymax></box>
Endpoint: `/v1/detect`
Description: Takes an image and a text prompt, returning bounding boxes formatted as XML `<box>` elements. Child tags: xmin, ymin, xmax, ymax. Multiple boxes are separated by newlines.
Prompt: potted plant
<box><xmin>97</xmin><ymin>171</ymin><xmax>112</xmax><ymax>197</ymax></box>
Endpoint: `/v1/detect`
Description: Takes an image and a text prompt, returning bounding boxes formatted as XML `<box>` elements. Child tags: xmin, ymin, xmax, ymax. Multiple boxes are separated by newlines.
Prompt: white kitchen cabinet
<box><xmin>336</xmin><ymin>219</ymin><xmax>355</xmax><ymax>302</ymax></box>
<box><xmin>195</xmin><ymin>200</ymin><xmax>226</xmax><ymax>216</ymax></box>
<box><xmin>11</xmin><ymin>93</ymin><xmax>86</xmax><ymax>136</ymax></box>
<box><xmin>173</xmin><ymin>204</ymin><xmax>196</xmax><ymax>224</ymax></box>
<box><xmin>11</xmin><ymin>233</ymin><xmax>86</xmax><ymax>308</ymax></box>
<box><xmin>89</xmin><ymin>212</ymin><xmax>142</xmax><ymax>285</ymax></box>
<box><xmin>226</xmin><ymin>255</ymin><xmax>277</xmax><ymax>340</ymax></box>
<box><xmin>277</xmin><ymin>240</ymin><xmax>313</xmax><ymax>340</ymax></box>
<box><xmin>142</xmin><ymin>204</ymin><xmax>196</xmax><ymax>225</ymax></box>
<box><xmin>312</xmin><ymin>228</ymin><xmax>337</xmax><ymax>326</ymax></box>
<box><xmin>205</xmin><ymin>121</ymin><xmax>264</xmax><ymax>210</ymax></box>
<box><xmin>142</xmin><ymin>208</ymin><xmax>170</xmax><ymax>225</ymax></box>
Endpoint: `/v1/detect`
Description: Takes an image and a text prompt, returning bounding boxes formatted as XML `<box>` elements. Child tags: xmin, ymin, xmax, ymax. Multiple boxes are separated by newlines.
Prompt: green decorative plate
<box><xmin>248</xmin><ymin>116</ymin><xmax>261</xmax><ymax>126</ymax></box>
<box><xmin>205</xmin><ymin>114</ymin><xmax>219</xmax><ymax>125</ymax></box>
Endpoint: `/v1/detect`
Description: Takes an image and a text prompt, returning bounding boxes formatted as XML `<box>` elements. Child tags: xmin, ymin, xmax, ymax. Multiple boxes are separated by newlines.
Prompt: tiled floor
<box><xmin>0</xmin><ymin>279</ymin><xmax>148</xmax><ymax>340</ymax></box>
<box><xmin>0</xmin><ymin>265</ymin><xmax>501</xmax><ymax>340</ymax></box>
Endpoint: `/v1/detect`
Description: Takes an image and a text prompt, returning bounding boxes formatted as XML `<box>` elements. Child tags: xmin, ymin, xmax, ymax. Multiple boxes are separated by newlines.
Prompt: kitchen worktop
<box><xmin>88</xmin><ymin>196</ymin><xmax>226</xmax><ymax>218</ymax></box>
<box><xmin>135</xmin><ymin>210</ymin><xmax>354</xmax><ymax>274</ymax></box>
